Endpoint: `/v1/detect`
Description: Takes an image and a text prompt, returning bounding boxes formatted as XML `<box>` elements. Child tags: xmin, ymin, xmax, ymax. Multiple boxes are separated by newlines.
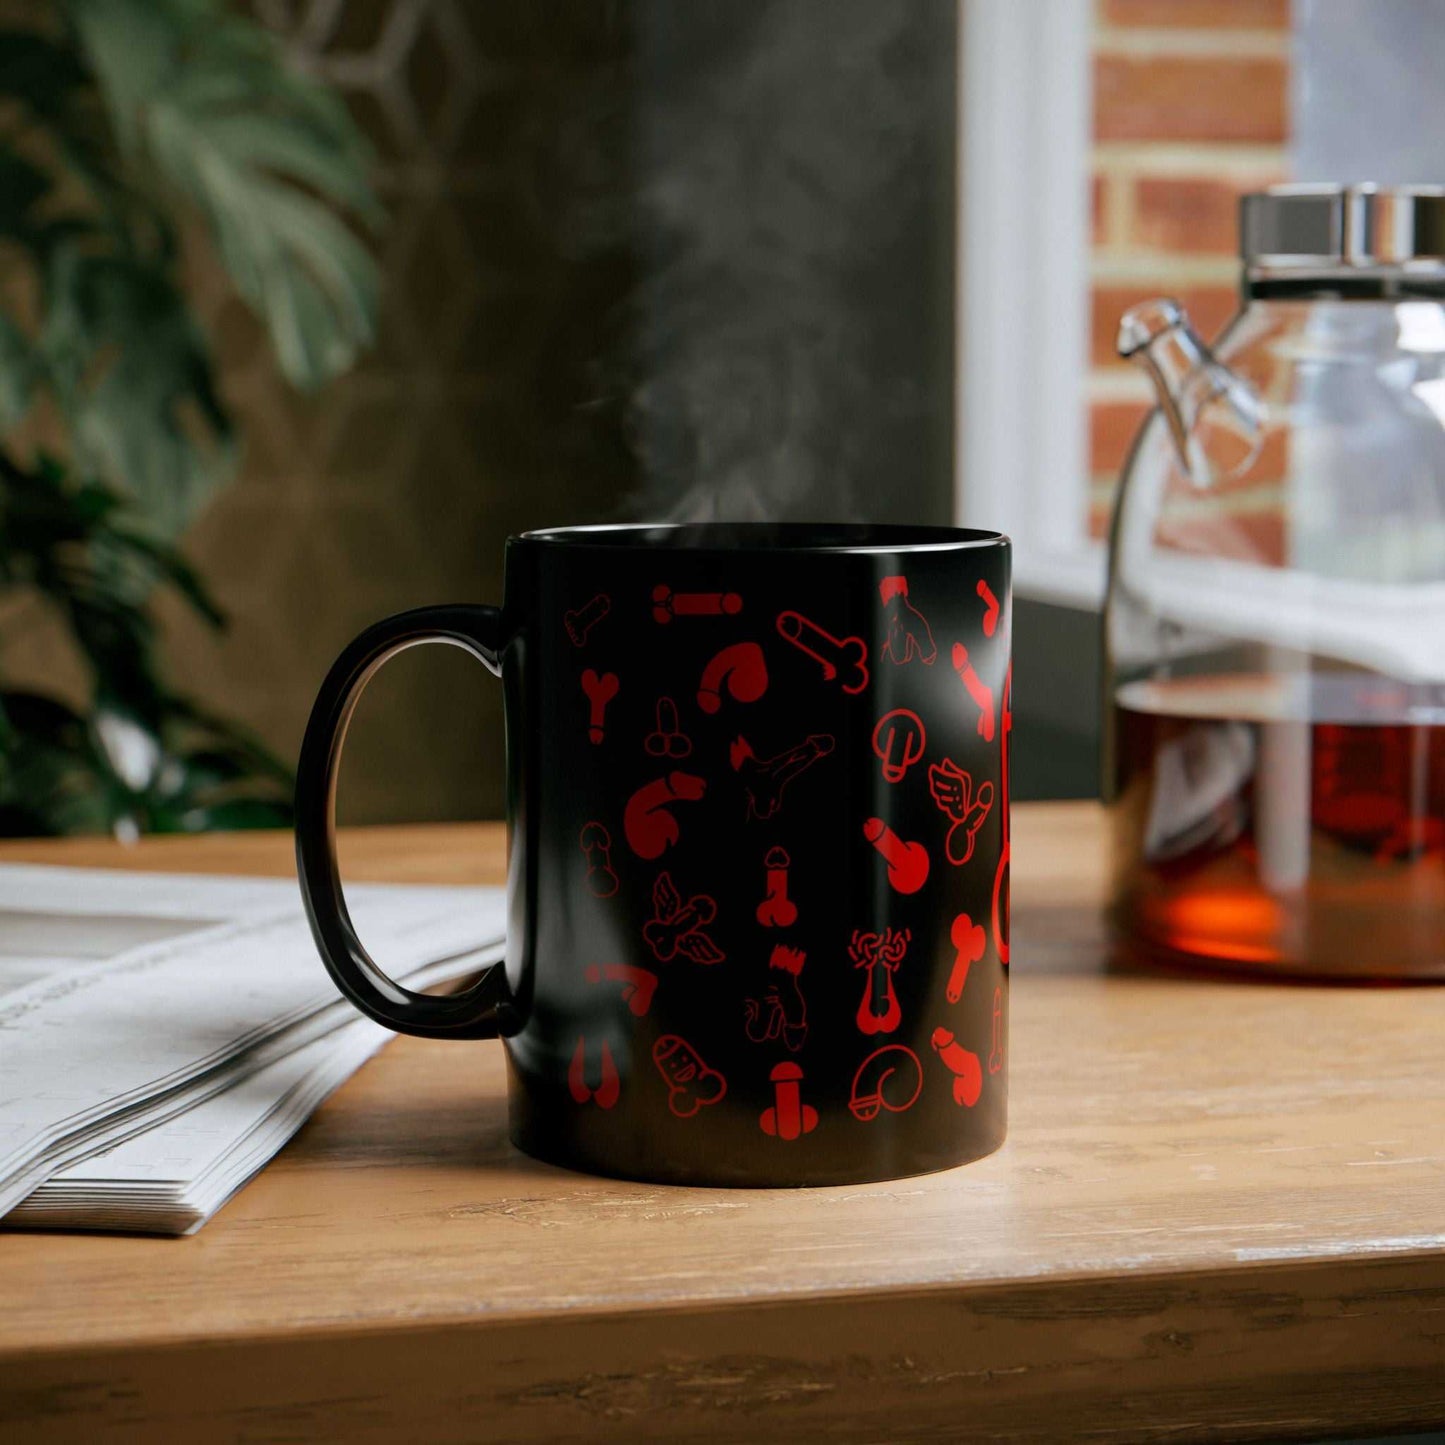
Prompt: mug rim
<box><xmin>514</xmin><ymin>522</ymin><xmax>1010</xmax><ymax>554</ymax></box>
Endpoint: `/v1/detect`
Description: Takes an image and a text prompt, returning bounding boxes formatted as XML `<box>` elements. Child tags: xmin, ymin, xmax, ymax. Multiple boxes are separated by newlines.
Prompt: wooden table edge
<box><xmin>5</xmin><ymin>1239</ymin><xmax>1444</xmax><ymax>1364</ymax></box>
<box><xmin>5</xmin><ymin>1249</ymin><xmax>1444</xmax><ymax>1441</ymax></box>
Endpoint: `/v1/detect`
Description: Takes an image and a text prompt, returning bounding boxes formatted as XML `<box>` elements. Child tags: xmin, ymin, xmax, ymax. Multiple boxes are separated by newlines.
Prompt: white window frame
<box><xmin>955</xmin><ymin>0</ymin><xmax>1105</xmax><ymax>610</ymax></box>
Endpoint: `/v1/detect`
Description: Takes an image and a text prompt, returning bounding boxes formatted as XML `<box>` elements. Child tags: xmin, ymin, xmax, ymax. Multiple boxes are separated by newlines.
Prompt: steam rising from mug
<box><xmin>606</xmin><ymin>2</ymin><xmax>950</xmax><ymax>522</ymax></box>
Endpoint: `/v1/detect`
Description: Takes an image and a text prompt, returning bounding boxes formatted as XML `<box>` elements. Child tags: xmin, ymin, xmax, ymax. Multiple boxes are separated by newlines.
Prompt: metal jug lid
<box><xmin>1241</xmin><ymin>184</ymin><xmax>1445</xmax><ymax>272</ymax></box>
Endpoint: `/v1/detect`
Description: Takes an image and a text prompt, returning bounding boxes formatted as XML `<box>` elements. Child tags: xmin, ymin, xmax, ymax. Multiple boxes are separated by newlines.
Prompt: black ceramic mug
<box><xmin>296</xmin><ymin>523</ymin><xmax>1011</xmax><ymax>1186</ymax></box>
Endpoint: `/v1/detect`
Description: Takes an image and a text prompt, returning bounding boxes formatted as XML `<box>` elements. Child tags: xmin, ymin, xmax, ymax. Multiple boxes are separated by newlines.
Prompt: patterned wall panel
<box><xmin>165</xmin><ymin>0</ymin><xmax>641</xmax><ymax>825</ymax></box>
<box><xmin>154</xmin><ymin>0</ymin><xmax>955</xmax><ymax>825</ymax></box>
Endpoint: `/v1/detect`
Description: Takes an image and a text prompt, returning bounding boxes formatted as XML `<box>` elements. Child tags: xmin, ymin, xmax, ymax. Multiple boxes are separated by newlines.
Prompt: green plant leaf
<box><xmin>0</xmin><ymin>689</ymin><xmax>113</xmax><ymax>835</ymax></box>
<box><xmin>0</xmin><ymin>0</ymin><xmax>362</xmax><ymax>836</ymax></box>
<box><xmin>0</xmin><ymin>150</ymin><xmax>52</xmax><ymax>242</ymax></box>
<box><xmin>0</xmin><ymin>30</ymin><xmax>89</xmax><ymax>121</ymax></box>
<box><xmin>68</xmin><ymin>0</ymin><xmax>381</xmax><ymax>391</ymax></box>
<box><xmin>40</xmin><ymin>244</ymin><xmax>235</xmax><ymax>532</ymax></box>
<box><xmin>105</xmin><ymin>522</ymin><xmax>225</xmax><ymax>626</ymax></box>
<box><xmin>0</xmin><ymin>313</ymin><xmax>38</xmax><ymax>427</ymax></box>
<box><xmin>58</xmin><ymin>0</ymin><xmax>172</xmax><ymax>156</ymax></box>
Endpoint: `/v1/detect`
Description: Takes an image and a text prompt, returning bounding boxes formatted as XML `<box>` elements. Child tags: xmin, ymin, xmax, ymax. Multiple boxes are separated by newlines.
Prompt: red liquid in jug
<box><xmin>1111</xmin><ymin>675</ymin><xmax>1445</xmax><ymax>978</ymax></box>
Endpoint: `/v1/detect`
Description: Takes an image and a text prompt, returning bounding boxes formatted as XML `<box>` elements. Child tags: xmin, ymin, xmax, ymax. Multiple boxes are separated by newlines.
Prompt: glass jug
<box><xmin>1105</xmin><ymin>185</ymin><xmax>1445</xmax><ymax>979</ymax></box>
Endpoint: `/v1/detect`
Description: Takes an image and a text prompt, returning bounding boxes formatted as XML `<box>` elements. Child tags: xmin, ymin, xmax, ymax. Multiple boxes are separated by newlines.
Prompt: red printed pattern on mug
<box><xmin>586</xmin><ymin>562</ymin><xmax>1005</xmax><ymax>1136</ymax></box>
<box><xmin>863</xmin><ymin>817</ymin><xmax>929</xmax><ymax>894</ymax></box>
<box><xmin>643</xmin><ymin>871</ymin><xmax>724</xmax><ymax>964</ymax></box>
<box><xmin>580</xmin><ymin>669</ymin><xmax>618</xmax><ymax>744</ymax></box>
<box><xmin>743</xmin><ymin>944</ymin><xmax>807</xmax><ymax>1051</ymax></box>
<box><xmin>578</xmin><ymin>822</ymin><xmax>619</xmax><ymax>898</ymax></box>
<box><xmin>879</xmin><ymin>576</ymin><xmax>936</xmax><ymax>665</ymax></box>
<box><xmin>584</xmin><ymin>962</ymin><xmax>659</xmax><ymax>1017</ymax></box>
<box><xmin>988</xmin><ymin>987</ymin><xmax>1005</xmax><ymax>1075</ymax></box>
<box><xmin>849</xmin><ymin>1045</ymin><xmax>923</xmax><ymax>1121</ymax></box>
<box><xmin>564</xmin><ymin>593</ymin><xmax>610</xmax><ymax>647</ymax></box>
<box><xmin>755</xmin><ymin>845</ymin><xmax>797</xmax><ymax>928</ymax></box>
<box><xmin>931</xmin><ymin>1027</ymin><xmax>982</xmax><ymax>1108</ymax></box>
<box><xmin>850</xmin><ymin>927</ymin><xmax>910</xmax><ymax>1035</ymax></box>
<box><xmin>698</xmin><ymin>642</ymin><xmax>768</xmax><ymax>714</ymax></box>
<box><xmin>760</xmin><ymin>1062</ymin><xmax>817</xmax><ymax>1139</ymax></box>
<box><xmin>652</xmin><ymin>585</ymin><xmax>742</xmax><ymax>624</ymax></box>
<box><xmin>731</xmin><ymin>733</ymin><xmax>834</xmax><ymax>821</ymax></box>
<box><xmin>624</xmin><ymin>771</ymin><xmax>707</xmax><ymax>859</ymax></box>
<box><xmin>947</xmin><ymin>913</ymin><xmax>986</xmax><ymax>1002</ymax></box>
<box><xmin>977</xmin><ymin>578</ymin><xmax>1000</xmax><ymax>637</ymax></box>
<box><xmin>952</xmin><ymin>642</ymin><xmax>996</xmax><ymax>742</ymax></box>
<box><xmin>645</xmin><ymin>697</ymin><xmax>692</xmax><ymax>758</ymax></box>
<box><xmin>994</xmin><ymin>663</ymin><xmax>1013</xmax><ymax>966</ymax></box>
<box><xmin>775</xmin><ymin>610</ymin><xmax>869</xmax><ymax>694</ymax></box>
<box><xmin>928</xmin><ymin>759</ymin><xmax>994</xmax><ymax>866</ymax></box>
<box><xmin>871</xmin><ymin>708</ymin><xmax>926</xmax><ymax>784</ymax></box>
<box><xmin>653</xmin><ymin>1034</ymin><xmax>727</xmax><ymax>1117</ymax></box>
<box><xmin>568</xmin><ymin>1037</ymin><xmax>620</xmax><ymax>1109</ymax></box>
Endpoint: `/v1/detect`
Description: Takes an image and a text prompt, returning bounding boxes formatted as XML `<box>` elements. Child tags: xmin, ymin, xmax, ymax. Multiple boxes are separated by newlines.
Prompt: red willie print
<box><xmin>584</xmin><ymin>962</ymin><xmax>659</xmax><ymax>1017</ymax></box>
<box><xmin>624</xmin><ymin>771</ymin><xmax>707</xmax><ymax>859</ymax></box>
<box><xmin>951</xmin><ymin>642</ymin><xmax>996</xmax><ymax>742</ymax></box>
<box><xmin>928</xmin><ymin>759</ymin><xmax>994</xmax><ymax>866</ymax></box>
<box><xmin>652</xmin><ymin>585</ymin><xmax>742</xmax><ymax>624</ymax></box>
<box><xmin>568</xmin><ymin>1036</ymin><xmax>620</xmax><ymax>1109</ymax></box>
<box><xmin>775</xmin><ymin>610</ymin><xmax>869</xmax><ymax>694</ymax></box>
<box><xmin>300</xmin><ymin>528</ymin><xmax>1013</xmax><ymax>1191</ymax></box>
<box><xmin>644</xmin><ymin>696</ymin><xmax>692</xmax><ymax>759</ymax></box>
<box><xmin>863</xmin><ymin>816</ymin><xmax>930</xmax><ymax>894</ymax></box>
<box><xmin>564</xmin><ymin>593</ymin><xmax>610</xmax><ymax>647</ymax></box>
<box><xmin>755</xmin><ymin>845</ymin><xmax>797</xmax><ymax>927</ymax></box>
<box><xmin>879</xmin><ymin>576</ymin><xmax>936</xmax><ymax>665</ymax></box>
<box><xmin>743</xmin><ymin>944</ymin><xmax>808</xmax><ymax>1051</ymax></box>
<box><xmin>580</xmin><ymin>669</ymin><xmax>619</xmax><ymax>744</ymax></box>
<box><xmin>849</xmin><ymin>1045</ymin><xmax>923</xmax><ymax>1122</ymax></box>
<box><xmin>988</xmin><ymin>987</ymin><xmax>1004</xmax><ymax>1075</ymax></box>
<box><xmin>871</xmin><ymin>708</ymin><xmax>926</xmax><ymax>784</ymax></box>
<box><xmin>850</xmin><ymin>927</ymin><xmax>910</xmax><ymax>1035</ymax></box>
<box><xmin>994</xmin><ymin>663</ymin><xmax>1012</xmax><ymax>967</ymax></box>
<box><xmin>931</xmin><ymin>1026</ymin><xmax>983</xmax><ymax>1108</ymax></box>
<box><xmin>947</xmin><ymin>913</ymin><xmax>986</xmax><ymax>1003</ymax></box>
<box><xmin>731</xmin><ymin>733</ymin><xmax>834</xmax><ymax>821</ymax></box>
<box><xmin>643</xmin><ymin>871</ymin><xmax>724</xmax><ymax>964</ymax></box>
<box><xmin>698</xmin><ymin>641</ymin><xmax>769</xmax><ymax>714</ymax></box>
<box><xmin>976</xmin><ymin>578</ymin><xmax>1000</xmax><ymax>637</ymax></box>
<box><xmin>760</xmin><ymin>1061</ymin><xmax>817</xmax><ymax>1140</ymax></box>
<box><xmin>653</xmin><ymin>1034</ymin><xmax>727</xmax><ymax>1117</ymax></box>
<box><xmin>578</xmin><ymin>822</ymin><xmax>619</xmax><ymax>898</ymax></box>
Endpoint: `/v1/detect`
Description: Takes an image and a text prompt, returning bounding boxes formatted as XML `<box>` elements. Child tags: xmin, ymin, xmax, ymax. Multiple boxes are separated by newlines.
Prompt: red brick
<box><xmin>1133</xmin><ymin>176</ymin><xmax>1258</xmax><ymax>254</ymax></box>
<box><xmin>1090</xmin><ymin>400</ymin><xmax>1151</xmax><ymax>475</ymax></box>
<box><xmin>1159</xmin><ymin>422</ymin><xmax>1289</xmax><ymax>495</ymax></box>
<box><xmin>1094</xmin><ymin>55</ymin><xmax>1288</xmax><ymax>144</ymax></box>
<box><xmin>1093</xmin><ymin>175</ymin><xmax>1108</xmax><ymax>246</ymax></box>
<box><xmin>1088</xmin><ymin>494</ymin><xmax>1117</xmax><ymax>541</ymax></box>
<box><xmin>1157</xmin><ymin>505</ymin><xmax>1286</xmax><ymax>565</ymax></box>
<box><xmin>1103</xmin><ymin>0</ymin><xmax>1290</xmax><ymax>29</ymax></box>
<box><xmin>1098</xmin><ymin>426</ymin><xmax>1288</xmax><ymax>499</ymax></box>
<box><xmin>1091</xmin><ymin>283</ymin><xmax>1240</xmax><ymax>368</ymax></box>
<box><xmin>1242</xmin><ymin>426</ymin><xmax>1287</xmax><ymax>485</ymax></box>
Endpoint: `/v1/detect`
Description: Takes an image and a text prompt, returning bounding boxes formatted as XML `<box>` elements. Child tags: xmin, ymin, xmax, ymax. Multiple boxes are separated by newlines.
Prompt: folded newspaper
<box><xmin>0</xmin><ymin>864</ymin><xmax>504</xmax><ymax>1235</ymax></box>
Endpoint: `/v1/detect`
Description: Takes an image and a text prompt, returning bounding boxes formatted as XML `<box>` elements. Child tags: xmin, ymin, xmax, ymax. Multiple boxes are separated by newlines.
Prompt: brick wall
<box><xmin>1087</xmin><ymin>0</ymin><xmax>1290</xmax><ymax>538</ymax></box>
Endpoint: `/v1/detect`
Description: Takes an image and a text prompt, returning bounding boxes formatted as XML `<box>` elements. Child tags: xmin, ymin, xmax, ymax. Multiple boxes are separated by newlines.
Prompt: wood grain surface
<box><xmin>2</xmin><ymin>804</ymin><xmax>1443</xmax><ymax>1444</ymax></box>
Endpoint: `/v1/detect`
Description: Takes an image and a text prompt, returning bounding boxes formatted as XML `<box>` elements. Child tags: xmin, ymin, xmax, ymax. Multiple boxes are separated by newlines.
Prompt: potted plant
<box><xmin>0</xmin><ymin>0</ymin><xmax>379</xmax><ymax>835</ymax></box>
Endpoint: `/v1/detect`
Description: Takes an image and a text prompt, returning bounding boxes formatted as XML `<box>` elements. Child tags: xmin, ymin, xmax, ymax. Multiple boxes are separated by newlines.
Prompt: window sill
<box><xmin>1012</xmin><ymin>541</ymin><xmax>1107</xmax><ymax>612</ymax></box>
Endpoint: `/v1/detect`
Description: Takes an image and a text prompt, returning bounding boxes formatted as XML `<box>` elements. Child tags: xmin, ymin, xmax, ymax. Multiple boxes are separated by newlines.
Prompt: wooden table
<box><xmin>2</xmin><ymin>804</ymin><xmax>1443</xmax><ymax>1444</ymax></box>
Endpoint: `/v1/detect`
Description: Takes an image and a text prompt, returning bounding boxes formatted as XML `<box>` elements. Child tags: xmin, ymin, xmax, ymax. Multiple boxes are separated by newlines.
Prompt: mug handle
<box><xmin>295</xmin><ymin>604</ymin><xmax>510</xmax><ymax>1040</ymax></box>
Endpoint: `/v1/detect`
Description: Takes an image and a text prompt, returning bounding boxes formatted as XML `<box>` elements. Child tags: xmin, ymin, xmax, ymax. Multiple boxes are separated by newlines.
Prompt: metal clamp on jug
<box><xmin>1106</xmin><ymin>184</ymin><xmax>1445</xmax><ymax>979</ymax></box>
